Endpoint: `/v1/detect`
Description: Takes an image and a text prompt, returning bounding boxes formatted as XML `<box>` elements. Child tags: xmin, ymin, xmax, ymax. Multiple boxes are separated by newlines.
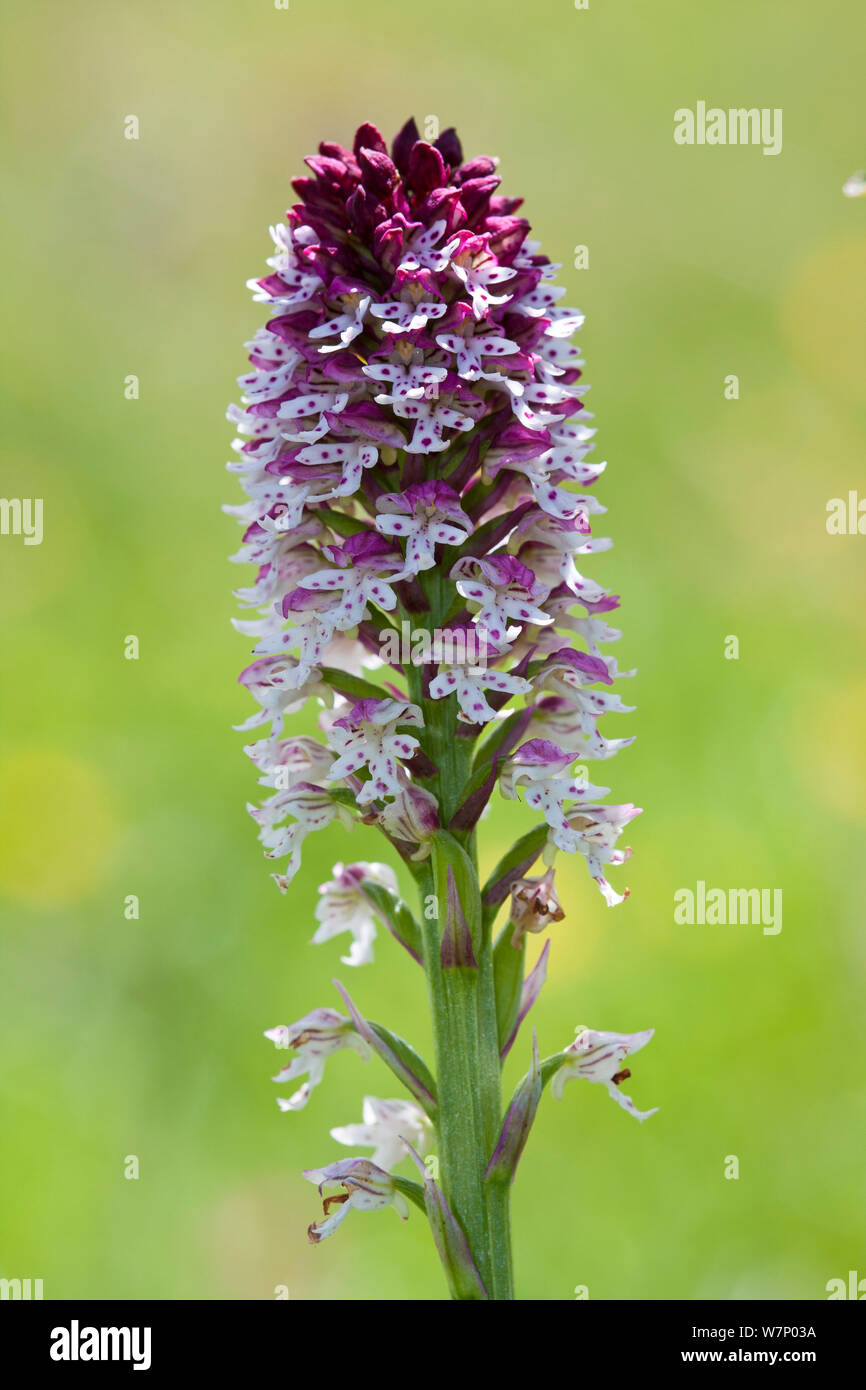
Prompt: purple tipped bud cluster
<box><xmin>227</xmin><ymin>117</ymin><xmax>639</xmax><ymax>908</ymax></box>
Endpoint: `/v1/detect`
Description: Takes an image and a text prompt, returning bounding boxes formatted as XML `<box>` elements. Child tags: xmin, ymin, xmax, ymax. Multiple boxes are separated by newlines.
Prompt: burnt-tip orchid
<box><xmin>228</xmin><ymin>118</ymin><xmax>653</xmax><ymax>1300</ymax></box>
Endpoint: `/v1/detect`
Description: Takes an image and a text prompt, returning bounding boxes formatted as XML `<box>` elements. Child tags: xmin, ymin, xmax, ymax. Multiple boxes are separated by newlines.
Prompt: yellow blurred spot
<box><xmin>0</xmin><ymin>750</ymin><xmax>116</xmax><ymax>907</ymax></box>
<box><xmin>788</xmin><ymin>677</ymin><xmax>866</xmax><ymax>819</ymax></box>
<box><xmin>780</xmin><ymin>236</ymin><xmax>866</xmax><ymax>404</ymax></box>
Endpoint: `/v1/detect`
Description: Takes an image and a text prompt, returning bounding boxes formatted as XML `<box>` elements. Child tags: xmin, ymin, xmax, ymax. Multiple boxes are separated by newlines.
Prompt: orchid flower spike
<box><xmin>229</xmin><ymin>117</ymin><xmax>650</xmax><ymax>1302</ymax></box>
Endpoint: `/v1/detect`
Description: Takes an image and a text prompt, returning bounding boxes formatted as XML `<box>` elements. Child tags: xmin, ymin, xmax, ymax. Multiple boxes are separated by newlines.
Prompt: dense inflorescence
<box><xmin>227</xmin><ymin>116</ymin><xmax>639</xmax><ymax>914</ymax></box>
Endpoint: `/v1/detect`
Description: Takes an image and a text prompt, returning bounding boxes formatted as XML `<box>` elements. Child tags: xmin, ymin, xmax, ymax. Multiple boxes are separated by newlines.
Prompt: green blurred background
<box><xmin>1</xmin><ymin>0</ymin><xmax>864</xmax><ymax>1301</ymax></box>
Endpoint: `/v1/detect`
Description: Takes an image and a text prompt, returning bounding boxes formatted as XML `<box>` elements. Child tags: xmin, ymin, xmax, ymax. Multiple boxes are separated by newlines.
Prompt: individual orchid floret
<box><xmin>364</xmin><ymin>355</ymin><xmax>448</xmax><ymax>402</ymax></box>
<box><xmin>265</xmin><ymin>1007</ymin><xmax>369</xmax><ymax>1111</ymax></box>
<box><xmin>451</xmin><ymin>555</ymin><xmax>552</xmax><ymax>647</ymax></box>
<box><xmin>500</xmin><ymin>739</ymin><xmax>608</xmax><ymax>841</ymax></box>
<box><xmin>307</xmin><ymin>289</ymin><xmax>371</xmax><ymax>353</ymax></box>
<box><xmin>445</xmin><ymin>231</ymin><xmax>516</xmax><ymax>318</ymax></box>
<box><xmin>313</xmin><ymin>860</ymin><xmax>399</xmax><ymax>966</ymax></box>
<box><xmin>548</xmin><ymin>801</ymin><xmax>642</xmax><ymax>906</ymax></box>
<box><xmin>429</xmin><ymin>628</ymin><xmax>533</xmax><ymax>725</ymax></box>
<box><xmin>246</xmin><ymin>734</ymin><xmax>334</xmax><ymax>790</ymax></box>
<box><xmin>278</xmin><ymin>586</ymin><xmax>340</xmax><ymax>679</ymax></box>
<box><xmin>294</xmin><ymin>440</ymin><xmax>379</xmax><ymax>502</ymax></box>
<box><xmin>229</xmin><ymin>509</ymin><xmax>323</xmax><ymax>581</ymax></box>
<box><xmin>550</xmin><ymin>1027</ymin><xmax>658</xmax><ymax>1122</ymax></box>
<box><xmin>533</xmin><ymin>647</ymin><xmax>615</xmax><ymax>696</ymax></box>
<box><xmin>327</xmin><ymin>698</ymin><xmax>424</xmax><ymax>804</ymax></box>
<box><xmin>370</xmin><ymin>282</ymin><xmax>448</xmax><ymax>334</ymax></box>
<box><xmin>295</xmin><ymin>533</ymin><xmax>403</xmax><ymax>632</ymax></box>
<box><xmin>303</xmin><ymin>1159</ymin><xmax>409</xmax><ymax>1243</ymax></box>
<box><xmin>389</xmin><ymin>387</ymin><xmax>478</xmax><ymax>455</ymax></box>
<box><xmin>530</xmin><ymin>692</ymin><xmax>636</xmax><ymax>763</ymax></box>
<box><xmin>507</xmin><ymin>513</ymin><xmax>605</xmax><ymax>596</ymax></box>
<box><xmin>235</xmin><ymin>655</ymin><xmax>330</xmax><ymax>735</ymax></box>
<box><xmin>375</xmin><ymin>481</ymin><xmax>472</xmax><ymax>578</ymax></box>
<box><xmin>249</xmin><ymin>782</ymin><xmax>353</xmax><ymax>890</ymax></box>
<box><xmin>508</xmin><ymin>867</ymin><xmax>565</xmax><ymax>948</ymax></box>
<box><xmin>435</xmin><ymin>321</ymin><xmax>519</xmax><ymax>381</ymax></box>
<box><xmin>276</xmin><ymin>388</ymin><xmax>350</xmax><ymax>444</ymax></box>
<box><xmin>396</xmin><ymin>217</ymin><xmax>451</xmax><ymax>274</ymax></box>
<box><xmin>331</xmin><ymin>1096</ymin><xmax>433</xmax><ymax>1170</ymax></box>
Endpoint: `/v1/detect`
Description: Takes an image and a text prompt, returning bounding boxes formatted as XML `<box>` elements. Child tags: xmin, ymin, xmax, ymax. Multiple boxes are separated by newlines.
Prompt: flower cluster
<box><xmin>228</xmin><ymin>116</ymin><xmax>639</xmax><ymax>908</ymax></box>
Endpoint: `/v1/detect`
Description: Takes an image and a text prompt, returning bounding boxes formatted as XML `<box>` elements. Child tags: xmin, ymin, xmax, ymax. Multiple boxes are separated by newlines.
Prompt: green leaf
<box><xmin>480</xmin><ymin>824</ymin><xmax>548</xmax><ymax>926</ymax></box>
<box><xmin>358</xmin><ymin>880</ymin><xmax>424</xmax><ymax>964</ymax></box>
<box><xmin>492</xmin><ymin>926</ymin><xmax>525</xmax><ymax>1055</ymax></box>
<box><xmin>423</xmin><ymin>1176</ymin><xmax>489</xmax><ymax>1300</ymax></box>
<box><xmin>470</xmin><ymin>707</ymin><xmax>531</xmax><ymax>771</ymax></box>
<box><xmin>318</xmin><ymin>667</ymin><xmax>388</xmax><ymax>702</ymax></box>
<box><xmin>391</xmin><ymin>1176</ymin><xmax>428</xmax><ymax>1215</ymax></box>
<box><xmin>327</xmin><ymin>787</ymin><xmax>361</xmax><ymax>809</ymax></box>
<box><xmin>430</xmin><ymin>830</ymin><xmax>482</xmax><ymax>968</ymax></box>
<box><xmin>314</xmin><ymin>508</ymin><xmax>371</xmax><ymax>537</ymax></box>
<box><xmin>368</xmin><ymin>1022</ymin><xmax>439</xmax><ymax>1115</ymax></box>
<box><xmin>485</xmin><ymin>1032</ymin><xmax>542</xmax><ymax>1186</ymax></box>
<box><xmin>333</xmin><ymin>978</ymin><xmax>437</xmax><ymax>1117</ymax></box>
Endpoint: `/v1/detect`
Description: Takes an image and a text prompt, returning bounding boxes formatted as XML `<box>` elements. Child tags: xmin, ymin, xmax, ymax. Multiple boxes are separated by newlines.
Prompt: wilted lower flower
<box><xmin>509</xmin><ymin>866</ymin><xmax>565</xmax><ymax>947</ymax></box>
<box><xmin>303</xmin><ymin>1159</ymin><xmax>409</xmax><ymax>1243</ymax></box>
<box><xmin>551</xmin><ymin>1026</ymin><xmax>658</xmax><ymax>1122</ymax></box>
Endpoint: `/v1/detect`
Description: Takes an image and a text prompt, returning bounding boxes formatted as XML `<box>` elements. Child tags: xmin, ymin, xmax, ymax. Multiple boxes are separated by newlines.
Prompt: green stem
<box><xmin>407</xmin><ymin>566</ymin><xmax>513</xmax><ymax>1298</ymax></box>
<box><xmin>418</xmin><ymin>863</ymin><xmax>513</xmax><ymax>1299</ymax></box>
